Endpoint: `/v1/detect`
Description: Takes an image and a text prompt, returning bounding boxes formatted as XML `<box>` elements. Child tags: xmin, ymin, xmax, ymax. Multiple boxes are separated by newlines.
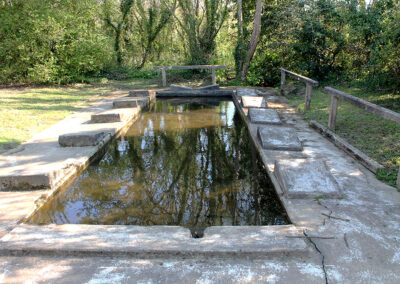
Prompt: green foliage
<box><xmin>0</xmin><ymin>0</ymin><xmax>112</xmax><ymax>84</ymax></box>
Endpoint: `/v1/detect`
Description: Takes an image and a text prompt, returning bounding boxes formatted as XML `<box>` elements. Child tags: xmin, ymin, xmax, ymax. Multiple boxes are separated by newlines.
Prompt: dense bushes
<box><xmin>245</xmin><ymin>0</ymin><xmax>400</xmax><ymax>88</ymax></box>
<box><xmin>0</xmin><ymin>0</ymin><xmax>112</xmax><ymax>84</ymax></box>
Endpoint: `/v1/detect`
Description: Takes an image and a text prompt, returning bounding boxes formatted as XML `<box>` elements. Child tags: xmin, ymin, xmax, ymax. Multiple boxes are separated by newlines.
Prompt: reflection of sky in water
<box><xmin>29</xmin><ymin>98</ymin><xmax>288</xmax><ymax>227</ymax></box>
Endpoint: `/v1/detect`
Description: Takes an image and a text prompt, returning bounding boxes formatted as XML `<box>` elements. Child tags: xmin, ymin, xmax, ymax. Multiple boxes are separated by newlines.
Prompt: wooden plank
<box><xmin>279</xmin><ymin>68</ymin><xmax>318</xmax><ymax>86</ymax></box>
<box><xmin>324</xmin><ymin>87</ymin><xmax>400</xmax><ymax>124</ymax></box>
<box><xmin>151</xmin><ymin>65</ymin><xmax>226</xmax><ymax>70</ymax></box>
<box><xmin>305</xmin><ymin>83</ymin><xmax>313</xmax><ymax>110</ymax></box>
<box><xmin>328</xmin><ymin>95</ymin><xmax>339</xmax><ymax>129</ymax></box>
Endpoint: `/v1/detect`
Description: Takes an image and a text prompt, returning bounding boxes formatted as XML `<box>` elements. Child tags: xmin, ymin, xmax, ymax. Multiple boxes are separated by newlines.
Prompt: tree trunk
<box><xmin>241</xmin><ymin>0</ymin><xmax>263</xmax><ymax>82</ymax></box>
<box><xmin>235</xmin><ymin>0</ymin><xmax>244</xmax><ymax>76</ymax></box>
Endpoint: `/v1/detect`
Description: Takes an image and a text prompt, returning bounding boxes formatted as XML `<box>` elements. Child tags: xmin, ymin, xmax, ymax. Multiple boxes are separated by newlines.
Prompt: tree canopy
<box><xmin>0</xmin><ymin>0</ymin><xmax>399</xmax><ymax>88</ymax></box>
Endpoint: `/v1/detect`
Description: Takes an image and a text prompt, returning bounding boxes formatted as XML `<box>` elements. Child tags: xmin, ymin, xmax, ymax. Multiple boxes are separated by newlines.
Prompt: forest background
<box><xmin>1</xmin><ymin>0</ymin><xmax>399</xmax><ymax>89</ymax></box>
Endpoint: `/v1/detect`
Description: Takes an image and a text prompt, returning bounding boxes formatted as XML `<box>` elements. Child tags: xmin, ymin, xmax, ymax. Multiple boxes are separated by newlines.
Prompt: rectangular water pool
<box><xmin>29</xmin><ymin>98</ymin><xmax>289</xmax><ymax>228</ymax></box>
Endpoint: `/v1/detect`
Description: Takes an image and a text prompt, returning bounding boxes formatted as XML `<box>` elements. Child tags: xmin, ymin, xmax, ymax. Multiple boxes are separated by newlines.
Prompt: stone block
<box><xmin>113</xmin><ymin>97</ymin><xmax>148</xmax><ymax>109</ymax></box>
<box><xmin>128</xmin><ymin>90</ymin><xmax>149</xmax><ymax>97</ymax></box>
<box><xmin>249</xmin><ymin>108</ymin><xmax>282</xmax><ymax>124</ymax></box>
<box><xmin>274</xmin><ymin>159</ymin><xmax>341</xmax><ymax>198</ymax></box>
<box><xmin>91</xmin><ymin>108</ymin><xmax>138</xmax><ymax>123</ymax></box>
<box><xmin>59</xmin><ymin>131</ymin><xmax>107</xmax><ymax>147</ymax></box>
<box><xmin>257</xmin><ymin>126</ymin><xmax>302</xmax><ymax>151</ymax></box>
<box><xmin>242</xmin><ymin>96</ymin><xmax>266</xmax><ymax>108</ymax></box>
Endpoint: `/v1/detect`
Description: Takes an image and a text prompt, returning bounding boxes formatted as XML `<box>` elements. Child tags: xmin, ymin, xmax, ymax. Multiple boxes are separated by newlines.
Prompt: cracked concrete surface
<box><xmin>0</xmin><ymin>88</ymin><xmax>399</xmax><ymax>283</ymax></box>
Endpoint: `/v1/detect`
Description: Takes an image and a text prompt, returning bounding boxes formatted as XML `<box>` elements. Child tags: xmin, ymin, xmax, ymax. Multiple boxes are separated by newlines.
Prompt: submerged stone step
<box><xmin>257</xmin><ymin>126</ymin><xmax>303</xmax><ymax>151</ymax></box>
<box><xmin>241</xmin><ymin>96</ymin><xmax>266</xmax><ymax>108</ymax></box>
<box><xmin>113</xmin><ymin>97</ymin><xmax>148</xmax><ymax>109</ymax></box>
<box><xmin>91</xmin><ymin>108</ymin><xmax>139</xmax><ymax>123</ymax></box>
<box><xmin>249</xmin><ymin>108</ymin><xmax>282</xmax><ymax>124</ymax></box>
<box><xmin>274</xmin><ymin>159</ymin><xmax>341</xmax><ymax>199</ymax></box>
<box><xmin>0</xmin><ymin>224</ymin><xmax>311</xmax><ymax>258</ymax></box>
<box><xmin>58</xmin><ymin>131</ymin><xmax>108</xmax><ymax>147</ymax></box>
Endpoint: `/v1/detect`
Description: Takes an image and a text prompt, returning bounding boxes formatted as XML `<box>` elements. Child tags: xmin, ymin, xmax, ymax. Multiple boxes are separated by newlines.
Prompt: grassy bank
<box><xmin>0</xmin><ymin>78</ymin><xmax>159</xmax><ymax>154</ymax></box>
<box><xmin>286</xmin><ymin>86</ymin><xmax>400</xmax><ymax>187</ymax></box>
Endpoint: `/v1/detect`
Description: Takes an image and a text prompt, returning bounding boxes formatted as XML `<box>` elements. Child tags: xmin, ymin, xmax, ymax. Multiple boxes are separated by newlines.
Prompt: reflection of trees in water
<box><xmin>31</xmin><ymin>101</ymin><xmax>288</xmax><ymax>227</ymax></box>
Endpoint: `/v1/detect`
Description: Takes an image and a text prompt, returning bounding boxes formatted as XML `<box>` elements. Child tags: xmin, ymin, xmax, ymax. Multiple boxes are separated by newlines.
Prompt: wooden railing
<box><xmin>324</xmin><ymin>86</ymin><xmax>400</xmax><ymax>188</ymax></box>
<box><xmin>279</xmin><ymin>68</ymin><xmax>319</xmax><ymax>110</ymax></box>
<box><xmin>151</xmin><ymin>65</ymin><xmax>226</xmax><ymax>87</ymax></box>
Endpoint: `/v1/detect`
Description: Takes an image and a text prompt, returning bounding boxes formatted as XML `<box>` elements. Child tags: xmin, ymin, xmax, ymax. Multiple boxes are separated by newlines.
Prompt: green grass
<box><xmin>0</xmin><ymin>78</ymin><xmax>159</xmax><ymax>154</ymax></box>
<box><xmin>286</xmin><ymin>85</ymin><xmax>400</xmax><ymax>187</ymax></box>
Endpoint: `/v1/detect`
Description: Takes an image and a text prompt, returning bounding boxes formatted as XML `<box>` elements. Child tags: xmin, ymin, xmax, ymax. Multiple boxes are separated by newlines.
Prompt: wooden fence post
<box><xmin>211</xmin><ymin>67</ymin><xmax>216</xmax><ymax>85</ymax></box>
<box><xmin>328</xmin><ymin>95</ymin><xmax>339</xmax><ymax>129</ymax></box>
<box><xmin>397</xmin><ymin>166</ymin><xmax>400</xmax><ymax>189</ymax></box>
<box><xmin>305</xmin><ymin>83</ymin><xmax>312</xmax><ymax>110</ymax></box>
<box><xmin>161</xmin><ymin>68</ymin><xmax>167</xmax><ymax>87</ymax></box>
<box><xmin>280</xmin><ymin>69</ymin><xmax>286</xmax><ymax>94</ymax></box>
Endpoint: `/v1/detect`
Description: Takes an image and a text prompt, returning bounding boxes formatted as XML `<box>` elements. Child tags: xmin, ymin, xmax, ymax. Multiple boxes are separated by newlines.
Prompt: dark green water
<box><xmin>30</xmin><ymin>98</ymin><xmax>289</xmax><ymax>228</ymax></box>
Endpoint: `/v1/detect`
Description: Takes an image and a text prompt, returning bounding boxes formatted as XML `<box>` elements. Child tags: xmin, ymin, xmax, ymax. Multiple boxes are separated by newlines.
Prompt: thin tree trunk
<box><xmin>237</xmin><ymin>0</ymin><xmax>244</xmax><ymax>70</ymax></box>
<box><xmin>241</xmin><ymin>0</ymin><xmax>263</xmax><ymax>81</ymax></box>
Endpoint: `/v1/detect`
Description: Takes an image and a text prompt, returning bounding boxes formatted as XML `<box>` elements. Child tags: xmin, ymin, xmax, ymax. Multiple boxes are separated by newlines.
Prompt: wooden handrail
<box><xmin>325</xmin><ymin>87</ymin><xmax>400</xmax><ymax>125</ymax></box>
<box><xmin>324</xmin><ymin>86</ymin><xmax>400</xmax><ymax>189</ymax></box>
<box><xmin>279</xmin><ymin>68</ymin><xmax>319</xmax><ymax>86</ymax></box>
<box><xmin>150</xmin><ymin>65</ymin><xmax>227</xmax><ymax>86</ymax></box>
<box><xmin>279</xmin><ymin>68</ymin><xmax>319</xmax><ymax>110</ymax></box>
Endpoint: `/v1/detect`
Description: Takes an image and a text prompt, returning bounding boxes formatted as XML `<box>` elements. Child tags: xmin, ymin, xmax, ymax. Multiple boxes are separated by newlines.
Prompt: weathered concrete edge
<box><xmin>0</xmin><ymin>224</ymin><xmax>311</xmax><ymax>258</ymax></box>
<box><xmin>231</xmin><ymin>94</ymin><xmax>293</xmax><ymax>223</ymax></box>
<box><xmin>309</xmin><ymin>120</ymin><xmax>384</xmax><ymax>174</ymax></box>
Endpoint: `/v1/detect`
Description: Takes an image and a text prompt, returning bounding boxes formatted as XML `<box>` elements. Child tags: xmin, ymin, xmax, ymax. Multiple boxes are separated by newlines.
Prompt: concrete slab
<box><xmin>0</xmin><ymin>224</ymin><xmax>310</xmax><ymax>258</ymax></box>
<box><xmin>91</xmin><ymin>108</ymin><xmax>139</xmax><ymax>123</ymax></box>
<box><xmin>249</xmin><ymin>108</ymin><xmax>282</xmax><ymax>124</ymax></box>
<box><xmin>0</xmin><ymin>255</ymin><xmax>325</xmax><ymax>283</ymax></box>
<box><xmin>197</xmin><ymin>84</ymin><xmax>220</xmax><ymax>90</ymax></box>
<box><xmin>257</xmin><ymin>126</ymin><xmax>303</xmax><ymax>151</ymax></box>
<box><xmin>242</xmin><ymin>96</ymin><xmax>266</xmax><ymax>108</ymax></box>
<box><xmin>58</xmin><ymin>131</ymin><xmax>107</xmax><ymax>147</ymax></box>
<box><xmin>274</xmin><ymin>159</ymin><xmax>341</xmax><ymax>199</ymax></box>
<box><xmin>113</xmin><ymin>97</ymin><xmax>149</xmax><ymax>109</ymax></box>
<box><xmin>170</xmin><ymin>85</ymin><xmax>193</xmax><ymax>91</ymax></box>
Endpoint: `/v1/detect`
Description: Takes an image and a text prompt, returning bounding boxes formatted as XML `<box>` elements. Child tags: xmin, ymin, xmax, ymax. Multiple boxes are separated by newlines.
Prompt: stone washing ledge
<box><xmin>0</xmin><ymin>93</ymin><xmax>152</xmax><ymax>191</ymax></box>
<box><xmin>0</xmin><ymin>224</ymin><xmax>311</xmax><ymax>258</ymax></box>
